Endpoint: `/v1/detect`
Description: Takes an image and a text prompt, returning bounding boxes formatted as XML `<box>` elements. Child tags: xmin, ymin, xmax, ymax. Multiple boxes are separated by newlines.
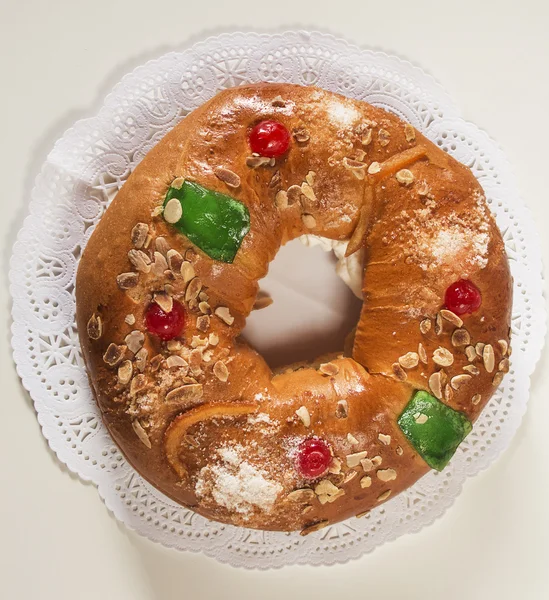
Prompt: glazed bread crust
<box><xmin>76</xmin><ymin>83</ymin><xmax>511</xmax><ymax>532</ymax></box>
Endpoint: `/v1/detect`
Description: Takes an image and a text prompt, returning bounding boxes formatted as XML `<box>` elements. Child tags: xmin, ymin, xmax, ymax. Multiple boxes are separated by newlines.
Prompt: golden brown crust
<box><xmin>76</xmin><ymin>83</ymin><xmax>512</xmax><ymax>531</ymax></box>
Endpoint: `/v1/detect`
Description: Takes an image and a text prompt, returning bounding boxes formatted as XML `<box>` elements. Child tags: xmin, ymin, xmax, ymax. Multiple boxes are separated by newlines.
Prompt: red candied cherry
<box><xmin>445</xmin><ymin>279</ymin><xmax>482</xmax><ymax>316</ymax></box>
<box><xmin>249</xmin><ymin>120</ymin><xmax>290</xmax><ymax>157</ymax></box>
<box><xmin>145</xmin><ymin>299</ymin><xmax>185</xmax><ymax>341</ymax></box>
<box><xmin>297</xmin><ymin>438</ymin><xmax>332</xmax><ymax>479</ymax></box>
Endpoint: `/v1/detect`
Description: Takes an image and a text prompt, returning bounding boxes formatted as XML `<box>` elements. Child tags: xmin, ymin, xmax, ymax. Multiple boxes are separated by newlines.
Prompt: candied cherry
<box><xmin>249</xmin><ymin>120</ymin><xmax>290</xmax><ymax>157</ymax></box>
<box><xmin>297</xmin><ymin>438</ymin><xmax>332</xmax><ymax>479</ymax></box>
<box><xmin>444</xmin><ymin>279</ymin><xmax>482</xmax><ymax>316</ymax></box>
<box><xmin>145</xmin><ymin>299</ymin><xmax>185</xmax><ymax>341</ymax></box>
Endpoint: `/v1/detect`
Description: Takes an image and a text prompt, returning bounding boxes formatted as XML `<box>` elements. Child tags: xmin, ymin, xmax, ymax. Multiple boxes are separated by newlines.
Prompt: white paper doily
<box><xmin>10</xmin><ymin>31</ymin><xmax>545</xmax><ymax>569</ymax></box>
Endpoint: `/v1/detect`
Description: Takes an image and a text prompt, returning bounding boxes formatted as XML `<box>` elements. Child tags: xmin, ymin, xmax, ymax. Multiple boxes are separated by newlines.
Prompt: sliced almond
<box><xmin>293</xmin><ymin>127</ymin><xmax>310</xmax><ymax>143</ymax></box>
<box><xmin>434</xmin><ymin>312</ymin><xmax>443</xmax><ymax>335</ymax></box>
<box><xmin>398</xmin><ymin>352</ymin><xmax>419</xmax><ymax>369</ymax></box>
<box><xmin>131</xmin><ymin>223</ymin><xmax>149</xmax><ymax>248</ymax></box>
<box><xmin>415</xmin><ymin>412</ymin><xmax>429</xmax><ymax>424</ymax></box>
<box><xmin>166</xmin><ymin>355</ymin><xmax>188</xmax><ymax>370</ymax></box>
<box><xmin>418</xmin><ymin>343</ymin><xmax>428</xmax><ymax>364</ymax></box>
<box><xmin>371</xmin><ymin>455</ymin><xmax>383</xmax><ymax>467</ymax></box>
<box><xmin>300</xmin><ymin>182</ymin><xmax>317</xmax><ymax>203</ymax></box>
<box><xmin>483</xmin><ymin>344</ymin><xmax>495</xmax><ymax>373</ymax></box>
<box><xmin>103</xmin><ymin>343</ymin><xmax>126</xmax><ymax>366</ymax></box>
<box><xmin>208</xmin><ymin>332</ymin><xmax>219</xmax><ymax>346</ymax></box>
<box><xmin>328</xmin><ymin>457</ymin><xmax>342</xmax><ymax>475</ymax></box>
<box><xmin>300</xmin><ymin>521</ymin><xmax>328</xmax><ymax>536</ymax></box>
<box><xmin>185</xmin><ymin>277</ymin><xmax>202</xmax><ymax>303</ymax></box>
<box><xmin>404</xmin><ymin>123</ymin><xmax>416</xmax><ymax>142</ymax></box>
<box><xmin>253</xmin><ymin>295</ymin><xmax>273</xmax><ymax>310</ymax></box>
<box><xmin>346</xmin><ymin>451</ymin><xmax>368</xmax><ymax>468</ymax></box>
<box><xmin>392</xmin><ymin>362</ymin><xmax>407</xmax><ymax>381</ymax></box>
<box><xmin>396</xmin><ymin>446</ymin><xmax>404</xmax><ymax>456</ymax></box>
<box><xmin>319</xmin><ymin>362</ymin><xmax>339</xmax><ymax>376</ymax></box>
<box><xmin>305</xmin><ymin>171</ymin><xmax>316</xmax><ymax>186</ymax></box>
<box><xmin>179</xmin><ymin>261</ymin><xmax>195</xmax><ymax>283</ymax></box>
<box><xmin>196</xmin><ymin>315</ymin><xmax>210</xmax><ymax>332</ymax></box>
<box><xmin>128</xmin><ymin>249</ymin><xmax>151</xmax><ymax>274</ymax></box>
<box><xmin>476</xmin><ymin>342</ymin><xmax>486</xmax><ymax>357</ymax></box>
<box><xmin>125</xmin><ymin>330</ymin><xmax>144</xmax><ymax>354</ymax></box>
<box><xmin>378</xmin><ymin>433</ymin><xmax>391</xmax><ymax>446</ymax></box>
<box><xmin>125</xmin><ymin>314</ymin><xmax>136</xmax><ymax>325</ymax></box>
<box><xmin>295</xmin><ymin>406</ymin><xmax>311</xmax><ymax>427</ymax></box>
<box><xmin>275</xmin><ymin>190</ymin><xmax>288</xmax><ymax>209</ymax></box>
<box><xmin>452</xmin><ymin>328</ymin><xmax>470</xmax><ymax>347</ymax></box>
<box><xmin>302</xmin><ymin>214</ymin><xmax>316</xmax><ymax>229</ymax></box>
<box><xmin>198</xmin><ymin>301</ymin><xmax>211</xmax><ymax>315</ymax></box>
<box><xmin>151</xmin><ymin>251</ymin><xmax>169</xmax><ymax>277</ymax></box>
<box><xmin>214</xmin><ymin>166</ymin><xmax>241</xmax><ymax>188</ymax></box>
<box><xmin>343</xmin><ymin>157</ymin><xmax>367</xmax><ymax>179</ymax></box>
<box><xmin>498</xmin><ymin>339</ymin><xmax>509</xmax><ymax>356</ymax></box>
<box><xmin>360</xmin><ymin>476</ymin><xmax>372</xmax><ymax>488</ymax></box>
<box><xmin>117</xmin><ymin>272</ymin><xmax>138</xmax><ymax>290</ymax></box>
<box><xmin>395</xmin><ymin>169</ymin><xmax>414</xmax><ymax>185</ymax></box>
<box><xmin>171</xmin><ymin>177</ymin><xmax>185</xmax><ymax>190</ymax></box>
<box><xmin>417</xmin><ymin>181</ymin><xmax>429</xmax><ymax>196</ymax></box>
<box><xmin>167</xmin><ymin>340</ymin><xmax>182</xmax><ymax>352</ymax></box>
<box><xmin>150</xmin><ymin>354</ymin><xmax>163</xmax><ymax>372</ymax></box>
<box><xmin>87</xmin><ymin>313</ymin><xmax>102</xmax><ymax>340</ymax></box>
<box><xmin>154</xmin><ymin>291</ymin><xmax>173</xmax><ymax>314</ymax></box>
<box><xmin>189</xmin><ymin>349</ymin><xmax>203</xmax><ymax>376</ymax></box>
<box><xmin>360</xmin><ymin>128</ymin><xmax>373</xmax><ymax>146</ymax></box>
<box><xmin>343</xmin><ymin>470</ymin><xmax>357</xmax><ymax>484</ymax></box>
<box><xmin>130</xmin><ymin>374</ymin><xmax>147</xmax><ymax>397</ymax></box>
<box><xmin>155</xmin><ymin>236</ymin><xmax>170</xmax><ymax>256</ymax></box>
<box><xmin>378</xmin><ymin>128</ymin><xmax>390</xmax><ymax>146</ymax></box>
<box><xmin>246</xmin><ymin>155</ymin><xmax>272</xmax><ymax>168</ymax></box>
<box><xmin>315</xmin><ymin>479</ymin><xmax>339</xmax><ymax>497</ymax></box>
<box><xmin>287</xmin><ymin>185</ymin><xmax>304</xmax><ymax>206</ymax></box>
<box><xmin>213</xmin><ymin>361</ymin><xmax>229</xmax><ymax>382</ymax></box>
<box><xmin>368</xmin><ymin>161</ymin><xmax>381</xmax><ymax>174</ymax></box>
<box><xmin>472</xmin><ymin>394</ymin><xmax>482</xmax><ymax>405</ymax></box>
<box><xmin>117</xmin><ymin>360</ymin><xmax>133</xmax><ymax>384</ymax></box>
<box><xmin>287</xmin><ymin>489</ymin><xmax>316</xmax><ymax>502</ymax></box>
<box><xmin>419</xmin><ymin>319</ymin><xmax>432</xmax><ymax>334</ymax></box>
<box><xmin>445</xmin><ymin>385</ymin><xmax>454</xmax><ymax>403</ymax></box>
<box><xmin>269</xmin><ymin>170</ymin><xmax>281</xmax><ymax>189</ymax></box>
<box><xmin>166</xmin><ymin>249</ymin><xmax>183</xmax><ymax>274</ymax></box>
<box><xmin>134</xmin><ymin>347</ymin><xmax>148</xmax><ymax>372</ymax></box>
<box><xmin>163</xmin><ymin>198</ymin><xmax>183</xmax><ymax>224</ymax></box>
<box><xmin>429</xmin><ymin>371</ymin><xmax>443</xmax><ymax>399</ymax></box>
<box><xmin>165</xmin><ymin>383</ymin><xmax>203</xmax><ymax>403</ymax></box>
<box><xmin>215</xmin><ymin>306</ymin><xmax>234</xmax><ymax>326</ymax></box>
<box><xmin>347</xmin><ymin>433</ymin><xmax>359</xmax><ymax>445</ymax></box>
<box><xmin>360</xmin><ymin>458</ymin><xmax>374</xmax><ymax>472</ymax></box>
<box><xmin>493</xmin><ymin>371</ymin><xmax>504</xmax><ymax>387</ymax></box>
<box><xmin>440</xmin><ymin>309</ymin><xmax>463</xmax><ymax>328</ymax></box>
<box><xmin>336</xmin><ymin>399</ymin><xmax>349</xmax><ymax>419</ymax></box>
<box><xmin>465</xmin><ymin>345</ymin><xmax>477</xmax><ymax>362</ymax></box>
<box><xmin>451</xmin><ymin>374</ymin><xmax>472</xmax><ymax>390</ymax></box>
<box><xmin>377</xmin><ymin>468</ymin><xmax>397</xmax><ymax>482</ymax></box>
<box><xmin>377</xmin><ymin>490</ymin><xmax>392</xmax><ymax>502</ymax></box>
<box><xmin>498</xmin><ymin>358</ymin><xmax>510</xmax><ymax>373</ymax></box>
<box><xmin>132</xmin><ymin>420</ymin><xmax>151</xmax><ymax>449</ymax></box>
<box><xmin>463</xmin><ymin>364</ymin><xmax>480</xmax><ymax>375</ymax></box>
<box><xmin>432</xmin><ymin>347</ymin><xmax>454</xmax><ymax>367</ymax></box>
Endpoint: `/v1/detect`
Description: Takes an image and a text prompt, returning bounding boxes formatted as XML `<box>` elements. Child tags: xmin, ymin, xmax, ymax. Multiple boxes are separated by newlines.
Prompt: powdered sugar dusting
<box><xmin>195</xmin><ymin>444</ymin><xmax>283</xmax><ymax>519</ymax></box>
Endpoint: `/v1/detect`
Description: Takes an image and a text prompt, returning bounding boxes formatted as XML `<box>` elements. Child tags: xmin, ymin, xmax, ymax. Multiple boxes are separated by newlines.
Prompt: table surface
<box><xmin>1</xmin><ymin>0</ymin><xmax>548</xmax><ymax>598</ymax></box>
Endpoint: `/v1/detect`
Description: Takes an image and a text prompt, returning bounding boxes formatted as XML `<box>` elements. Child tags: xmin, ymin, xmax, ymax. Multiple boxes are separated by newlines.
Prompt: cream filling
<box><xmin>299</xmin><ymin>235</ymin><xmax>365</xmax><ymax>299</ymax></box>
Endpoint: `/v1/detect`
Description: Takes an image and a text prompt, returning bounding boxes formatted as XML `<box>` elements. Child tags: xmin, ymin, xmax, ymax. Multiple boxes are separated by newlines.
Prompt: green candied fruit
<box><xmin>163</xmin><ymin>180</ymin><xmax>250</xmax><ymax>263</ymax></box>
<box><xmin>397</xmin><ymin>390</ymin><xmax>472</xmax><ymax>471</ymax></box>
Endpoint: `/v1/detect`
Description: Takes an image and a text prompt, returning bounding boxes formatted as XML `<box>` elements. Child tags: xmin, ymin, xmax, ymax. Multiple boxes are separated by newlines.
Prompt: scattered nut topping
<box><xmin>475</xmin><ymin>342</ymin><xmax>485</xmax><ymax>357</ymax></box>
<box><xmin>286</xmin><ymin>185</ymin><xmax>303</xmax><ymax>206</ymax></box>
<box><xmin>87</xmin><ymin>313</ymin><xmax>102</xmax><ymax>340</ymax></box>
<box><xmin>128</xmin><ymin>249</ymin><xmax>152</xmax><ymax>274</ymax></box>
<box><xmin>117</xmin><ymin>272</ymin><xmax>139</xmax><ymax>290</ymax></box>
<box><xmin>253</xmin><ymin>294</ymin><xmax>273</xmax><ymax>310</ymax></box>
<box><xmin>440</xmin><ymin>309</ymin><xmax>463</xmax><ymax>328</ymax></box>
<box><xmin>493</xmin><ymin>371</ymin><xmax>504</xmax><ymax>387</ymax></box>
<box><xmin>367</xmin><ymin>161</ymin><xmax>381</xmax><ymax>174</ymax></box>
<box><xmin>398</xmin><ymin>352</ymin><xmax>419</xmax><ymax>369</ymax></box>
<box><xmin>361</xmin><ymin>128</ymin><xmax>373</xmax><ymax>146</ymax></box>
<box><xmin>117</xmin><ymin>360</ymin><xmax>133</xmax><ymax>384</ymax></box>
<box><xmin>213</xmin><ymin>361</ymin><xmax>229</xmax><ymax>382</ymax></box>
<box><xmin>134</xmin><ymin>347</ymin><xmax>148</xmax><ymax>372</ymax></box>
<box><xmin>166</xmin><ymin>249</ymin><xmax>183</xmax><ymax>274</ymax></box>
<box><xmin>392</xmin><ymin>362</ymin><xmax>407</xmax><ymax>381</ymax></box>
<box><xmin>179</xmin><ymin>261</ymin><xmax>195</xmax><ymax>283</ymax></box>
<box><xmin>269</xmin><ymin>170</ymin><xmax>282</xmax><ymax>189</ymax></box>
<box><xmin>293</xmin><ymin>127</ymin><xmax>310</xmax><ymax>143</ymax></box>
<box><xmin>271</xmin><ymin>95</ymin><xmax>285</xmax><ymax>107</ymax></box>
<box><xmin>433</xmin><ymin>347</ymin><xmax>454</xmax><ymax>367</ymax></box>
<box><xmin>347</xmin><ymin>433</ymin><xmax>359</xmax><ymax>445</ymax></box>
<box><xmin>472</xmin><ymin>394</ymin><xmax>482</xmax><ymax>405</ymax></box>
<box><xmin>328</xmin><ymin>457</ymin><xmax>342</xmax><ymax>475</ymax></box>
<box><xmin>302</xmin><ymin>214</ymin><xmax>316</xmax><ymax>229</ymax></box>
<box><xmin>434</xmin><ymin>312</ymin><xmax>443</xmax><ymax>335</ymax></box>
<box><xmin>378</xmin><ymin>128</ymin><xmax>390</xmax><ymax>146</ymax></box>
<box><xmin>483</xmin><ymin>344</ymin><xmax>495</xmax><ymax>373</ymax></box>
<box><xmin>287</xmin><ymin>489</ymin><xmax>316</xmax><ymax>502</ymax></box>
<box><xmin>463</xmin><ymin>364</ymin><xmax>480</xmax><ymax>375</ymax></box>
<box><xmin>371</xmin><ymin>456</ymin><xmax>383</xmax><ymax>467</ymax></box>
<box><xmin>396</xmin><ymin>446</ymin><xmax>404</xmax><ymax>456</ymax></box>
<box><xmin>300</xmin><ymin>182</ymin><xmax>317</xmax><ymax>204</ymax></box>
<box><xmin>214</xmin><ymin>166</ymin><xmax>241</xmax><ymax>188</ymax></box>
<box><xmin>171</xmin><ymin>177</ymin><xmax>185</xmax><ymax>190</ymax></box>
<box><xmin>377</xmin><ymin>468</ymin><xmax>397</xmax><ymax>482</ymax></box>
<box><xmin>300</xmin><ymin>520</ymin><xmax>328</xmax><ymax>536</ymax></box>
<box><xmin>305</xmin><ymin>171</ymin><xmax>316</xmax><ymax>186</ymax></box>
<box><xmin>414</xmin><ymin>413</ymin><xmax>429</xmax><ymax>424</ymax></box>
<box><xmin>196</xmin><ymin>315</ymin><xmax>210</xmax><ymax>332</ymax></box>
<box><xmin>444</xmin><ymin>384</ymin><xmax>454</xmax><ymax>401</ymax></box>
<box><xmin>377</xmin><ymin>490</ymin><xmax>392</xmax><ymax>502</ymax></box>
<box><xmin>498</xmin><ymin>339</ymin><xmax>509</xmax><ymax>356</ymax></box>
<box><xmin>452</xmin><ymin>328</ymin><xmax>471</xmax><ymax>347</ymax></box>
<box><xmin>130</xmin><ymin>374</ymin><xmax>147</xmax><ymax>396</ymax></box>
<box><xmin>246</xmin><ymin>155</ymin><xmax>272</xmax><ymax>168</ymax></box>
<box><xmin>103</xmin><ymin>343</ymin><xmax>126</xmax><ymax>366</ymax></box>
<box><xmin>499</xmin><ymin>358</ymin><xmax>510</xmax><ymax>373</ymax></box>
<box><xmin>319</xmin><ymin>362</ymin><xmax>339</xmax><ymax>376</ymax></box>
<box><xmin>165</xmin><ymin>383</ymin><xmax>203</xmax><ymax>403</ymax></box>
<box><xmin>429</xmin><ymin>371</ymin><xmax>444</xmax><ymax>399</ymax></box>
<box><xmin>360</xmin><ymin>476</ymin><xmax>372</xmax><ymax>488</ymax></box>
<box><xmin>155</xmin><ymin>236</ymin><xmax>170</xmax><ymax>256</ymax></box>
<box><xmin>404</xmin><ymin>123</ymin><xmax>416</xmax><ymax>142</ymax></box>
<box><xmin>185</xmin><ymin>277</ymin><xmax>202</xmax><ymax>303</ymax></box>
<box><xmin>131</xmin><ymin>223</ymin><xmax>149</xmax><ymax>248</ymax></box>
<box><xmin>417</xmin><ymin>181</ymin><xmax>429</xmax><ymax>196</ymax></box>
<box><xmin>163</xmin><ymin>198</ymin><xmax>183</xmax><ymax>224</ymax></box>
<box><xmin>342</xmin><ymin>470</ymin><xmax>357</xmax><ymax>484</ymax></box>
<box><xmin>190</xmin><ymin>350</ymin><xmax>203</xmax><ymax>376</ymax></box>
<box><xmin>151</xmin><ymin>252</ymin><xmax>168</xmax><ymax>277</ymax></box>
<box><xmin>419</xmin><ymin>318</ymin><xmax>432</xmax><ymax>334</ymax></box>
<box><xmin>275</xmin><ymin>190</ymin><xmax>288</xmax><ymax>209</ymax></box>
<box><xmin>125</xmin><ymin>314</ymin><xmax>135</xmax><ymax>326</ymax></box>
<box><xmin>295</xmin><ymin>406</ymin><xmax>311</xmax><ymax>427</ymax></box>
<box><xmin>451</xmin><ymin>374</ymin><xmax>472</xmax><ymax>390</ymax></box>
<box><xmin>125</xmin><ymin>330</ymin><xmax>144</xmax><ymax>354</ymax></box>
<box><xmin>346</xmin><ymin>451</ymin><xmax>368</xmax><ymax>468</ymax></box>
<box><xmin>208</xmin><ymin>333</ymin><xmax>219</xmax><ymax>346</ymax></box>
<box><xmin>361</xmin><ymin>458</ymin><xmax>374</xmax><ymax>472</ymax></box>
<box><xmin>167</xmin><ymin>340</ymin><xmax>182</xmax><ymax>352</ymax></box>
<box><xmin>418</xmin><ymin>343</ymin><xmax>428</xmax><ymax>364</ymax></box>
<box><xmin>336</xmin><ymin>399</ymin><xmax>349</xmax><ymax>419</ymax></box>
<box><xmin>150</xmin><ymin>354</ymin><xmax>163</xmax><ymax>372</ymax></box>
<box><xmin>378</xmin><ymin>433</ymin><xmax>391</xmax><ymax>446</ymax></box>
<box><xmin>197</xmin><ymin>302</ymin><xmax>210</xmax><ymax>316</ymax></box>
<box><xmin>465</xmin><ymin>345</ymin><xmax>477</xmax><ymax>362</ymax></box>
<box><xmin>166</xmin><ymin>355</ymin><xmax>188</xmax><ymax>369</ymax></box>
<box><xmin>215</xmin><ymin>306</ymin><xmax>234</xmax><ymax>326</ymax></box>
<box><xmin>315</xmin><ymin>479</ymin><xmax>339</xmax><ymax>497</ymax></box>
<box><xmin>343</xmin><ymin>157</ymin><xmax>367</xmax><ymax>179</ymax></box>
<box><xmin>395</xmin><ymin>169</ymin><xmax>414</xmax><ymax>185</ymax></box>
<box><xmin>153</xmin><ymin>291</ymin><xmax>173</xmax><ymax>314</ymax></box>
<box><xmin>202</xmin><ymin>350</ymin><xmax>213</xmax><ymax>363</ymax></box>
<box><xmin>132</xmin><ymin>420</ymin><xmax>151</xmax><ymax>449</ymax></box>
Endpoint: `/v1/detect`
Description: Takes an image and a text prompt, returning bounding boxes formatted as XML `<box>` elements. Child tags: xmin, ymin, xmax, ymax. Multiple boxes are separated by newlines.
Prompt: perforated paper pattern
<box><xmin>10</xmin><ymin>31</ymin><xmax>545</xmax><ymax>568</ymax></box>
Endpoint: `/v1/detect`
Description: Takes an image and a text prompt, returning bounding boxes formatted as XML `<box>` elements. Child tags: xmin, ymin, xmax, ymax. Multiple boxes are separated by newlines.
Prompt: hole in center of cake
<box><xmin>242</xmin><ymin>238</ymin><xmax>363</xmax><ymax>369</ymax></box>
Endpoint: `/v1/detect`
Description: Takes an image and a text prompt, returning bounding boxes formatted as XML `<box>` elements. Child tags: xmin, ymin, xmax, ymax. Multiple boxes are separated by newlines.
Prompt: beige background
<box><xmin>1</xmin><ymin>0</ymin><xmax>548</xmax><ymax>598</ymax></box>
